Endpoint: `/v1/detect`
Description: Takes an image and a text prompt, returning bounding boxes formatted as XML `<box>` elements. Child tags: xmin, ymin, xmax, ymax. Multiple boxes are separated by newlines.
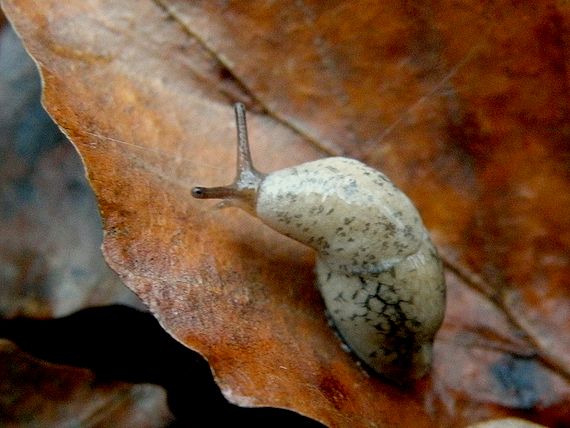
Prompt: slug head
<box><xmin>191</xmin><ymin>103</ymin><xmax>265</xmax><ymax>214</ymax></box>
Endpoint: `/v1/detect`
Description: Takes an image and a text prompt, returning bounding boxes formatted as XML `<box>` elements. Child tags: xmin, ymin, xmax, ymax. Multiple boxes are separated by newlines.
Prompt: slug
<box><xmin>192</xmin><ymin>103</ymin><xmax>446</xmax><ymax>381</ymax></box>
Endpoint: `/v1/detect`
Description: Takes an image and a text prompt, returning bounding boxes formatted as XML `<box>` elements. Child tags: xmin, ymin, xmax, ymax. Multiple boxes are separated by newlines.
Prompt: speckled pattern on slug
<box><xmin>256</xmin><ymin>157</ymin><xmax>446</xmax><ymax>381</ymax></box>
<box><xmin>192</xmin><ymin>105</ymin><xmax>446</xmax><ymax>380</ymax></box>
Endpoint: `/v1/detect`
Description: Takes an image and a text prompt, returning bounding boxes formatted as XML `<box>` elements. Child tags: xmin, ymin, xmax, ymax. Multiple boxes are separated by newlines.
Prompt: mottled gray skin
<box><xmin>192</xmin><ymin>104</ymin><xmax>446</xmax><ymax>382</ymax></box>
<box><xmin>257</xmin><ymin>157</ymin><xmax>446</xmax><ymax>381</ymax></box>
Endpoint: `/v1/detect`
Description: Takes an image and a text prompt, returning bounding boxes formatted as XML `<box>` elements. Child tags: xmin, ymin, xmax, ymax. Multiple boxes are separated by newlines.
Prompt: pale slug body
<box><xmin>192</xmin><ymin>103</ymin><xmax>446</xmax><ymax>382</ymax></box>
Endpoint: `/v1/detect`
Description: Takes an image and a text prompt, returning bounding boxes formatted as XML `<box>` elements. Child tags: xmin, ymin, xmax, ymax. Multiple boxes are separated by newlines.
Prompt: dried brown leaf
<box><xmin>2</xmin><ymin>0</ymin><xmax>569</xmax><ymax>426</ymax></box>
<box><xmin>0</xmin><ymin>340</ymin><xmax>173</xmax><ymax>427</ymax></box>
<box><xmin>0</xmin><ymin>23</ymin><xmax>142</xmax><ymax>318</ymax></box>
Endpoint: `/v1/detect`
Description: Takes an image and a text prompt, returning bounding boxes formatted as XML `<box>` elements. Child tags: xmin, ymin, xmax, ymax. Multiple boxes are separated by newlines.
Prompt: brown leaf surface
<box><xmin>0</xmin><ymin>23</ymin><xmax>143</xmax><ymax>318</ymax></box>
<box><xmin>2</xmin><ymin>0</ymin><xmax>569</xmax><ymax>426</ymax></box>
<box><xmin>0</xmin><ymin>22</ymin><xmax>172</xmax><ymax>427</ymax></box>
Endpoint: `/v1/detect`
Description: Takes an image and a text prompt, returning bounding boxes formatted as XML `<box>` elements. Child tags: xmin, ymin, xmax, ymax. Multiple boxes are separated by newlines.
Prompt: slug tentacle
<box><xmin>192</xmin><ymin>103</ymin><xmax>446</xmax><ymax>382</ymax></box>
<box><xmin>191</xmin><ymin>103</ymin><xmax>264</xmax><ymax>214</ymax></box>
